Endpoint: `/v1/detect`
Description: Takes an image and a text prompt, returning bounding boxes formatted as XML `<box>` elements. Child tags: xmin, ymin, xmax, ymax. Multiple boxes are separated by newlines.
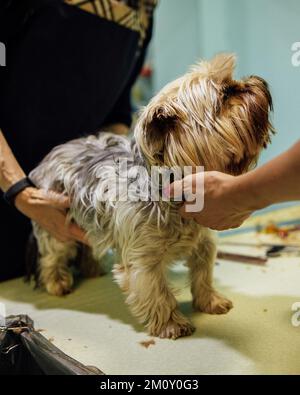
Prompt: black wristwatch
<box><xmin>3</xmin><ymin>177</ymin><xmax>36</xmax><ymax>206</ymax></box>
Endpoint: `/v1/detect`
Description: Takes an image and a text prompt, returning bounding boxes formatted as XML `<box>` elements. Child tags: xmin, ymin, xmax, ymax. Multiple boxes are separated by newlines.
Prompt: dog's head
<box><xmin>135</xmin><ymin>53</ymin><xmax>274</xmax><ymax>175</ymax></box>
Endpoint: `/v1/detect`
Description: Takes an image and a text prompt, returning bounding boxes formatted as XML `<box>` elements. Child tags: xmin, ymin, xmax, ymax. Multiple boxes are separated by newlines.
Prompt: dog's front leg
<box><xmin>114</xmin><ymin>255</ymin><xmax>195</xmax><ymax>339</ymax></box>
<box><xmin>187</xmin><ymin>231</ymin><xmax>233</xmax><ymax>315</ymax></box>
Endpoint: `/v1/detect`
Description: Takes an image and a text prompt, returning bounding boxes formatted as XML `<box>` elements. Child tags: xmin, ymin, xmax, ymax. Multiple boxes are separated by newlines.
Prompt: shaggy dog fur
<box><xmin>30</xmin><ymin>54</ymin><xmax>274</xmax><ymax>339</ymax></box>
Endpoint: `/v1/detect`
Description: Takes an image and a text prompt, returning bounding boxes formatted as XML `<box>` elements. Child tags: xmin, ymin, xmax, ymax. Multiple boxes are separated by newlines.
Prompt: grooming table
<box><xmin>1</xmin><ymin>205</ymin><xmax>300</xmax><ymax>375</ymax></box>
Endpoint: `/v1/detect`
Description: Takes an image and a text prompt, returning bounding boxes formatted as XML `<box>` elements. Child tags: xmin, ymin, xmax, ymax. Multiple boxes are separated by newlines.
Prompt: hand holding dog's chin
<box><xmin>180</xmin><ymin>171</ymin><xmax>259</xmax><ymax>231</ymax></box>
<box><xmin>15</xmin><ymin>187</ymin><xmax>89</xmax><ymax>245</ymax></box>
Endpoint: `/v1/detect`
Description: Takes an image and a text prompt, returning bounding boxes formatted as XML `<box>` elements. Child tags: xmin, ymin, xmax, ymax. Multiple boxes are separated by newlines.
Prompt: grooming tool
<box><xmin>219</xmin><ymin>241</ymin><xmax>300</xmax><ymax>259</ymax></box>
<box><xmin>217</xmin><ymin>251</ymin><xmax>268</xmax><ymax>265</ymax></box>
<box><xmin>266</xmin><ymin>245</ymin><xmax>300</xmax><ymax>257</ymax></box>
<box><xmin>219</xmin><ymin>241</ymin><xmax>300</xmax><ymax>249</ymax></box>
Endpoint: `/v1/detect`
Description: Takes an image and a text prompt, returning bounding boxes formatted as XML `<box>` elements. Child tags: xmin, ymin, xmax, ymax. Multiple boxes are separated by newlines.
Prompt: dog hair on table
<box><xmin>30</xmin><ymin>54</ymin><xmax>274</xmax><ymax>339</ymax></box>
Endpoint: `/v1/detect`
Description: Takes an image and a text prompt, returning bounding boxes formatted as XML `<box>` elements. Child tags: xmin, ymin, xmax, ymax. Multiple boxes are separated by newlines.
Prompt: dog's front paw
<box><xmin>158</xmin><ymin>319</ymin><xmax>195</xmax><ymax>340</ymax></box>
<box><xmin>194</xmin><ymin>292</ymin><xmax>233</xmax><ymax>315</ymax></box>
<box><xmin>45</xmin><ymin>272</ymin><xmax>74</xmax><ymax>296</ymax></box>
<box><xmin>149</xmin><ymin>311</ymin><xmax>195</xmax><ymax>340</ymax></box>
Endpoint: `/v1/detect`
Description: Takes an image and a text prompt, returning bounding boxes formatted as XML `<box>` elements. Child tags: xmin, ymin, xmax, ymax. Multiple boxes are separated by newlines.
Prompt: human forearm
<box><xmin>0</xmin><ymin>130</ymin><xmax>26</xmax><ymax>192</ymax></box>
<box><xmin>235</xmin><ymin>140</ymin><xmax>300</xmax><ymax>211</ymax></box>
<box><xmin>168</xmin><ymin>140</ymin><xmax>300</xmax><ymax>230</ymax></box>
<box><xmin>0</xmin><ymin>131</ymin><xmax>87</xmax><ymax>243</ymax></box>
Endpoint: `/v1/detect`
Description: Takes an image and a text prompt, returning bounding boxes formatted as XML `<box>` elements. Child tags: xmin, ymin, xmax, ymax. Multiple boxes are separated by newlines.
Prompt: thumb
<box><xmin>69</xmin><ymin>223</ymin><xmax>89</xmax><ymax>246</ymax></box>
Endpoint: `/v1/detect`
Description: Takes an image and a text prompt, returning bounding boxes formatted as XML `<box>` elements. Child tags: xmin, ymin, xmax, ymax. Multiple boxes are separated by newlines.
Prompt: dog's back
<box><xmin>30</xmin><ymin>132</ymin><xmax>132</xmax><ymax>192</ymax></box>
<box><xmin>30</xmin><ymin>132</ymin><xmax>135</xmax><ymax>227</ymax></box>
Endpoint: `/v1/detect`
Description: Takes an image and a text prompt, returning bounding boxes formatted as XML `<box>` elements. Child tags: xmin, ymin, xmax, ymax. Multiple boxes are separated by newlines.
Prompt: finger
<box><xmin>165</xmin><ymin>180</ymin><xmax>184</xmax><ymax>199</ymax></box>
<box><xmin>55</xmin><ymin>234</ymin><xmax>72</xmax><ymax>243</ymax></box>
<box><xmin>46</xmin><ymin>191</ymin><xmax>71</xmax><ymax>209</ymax></box>
<box><xmin>211</xmin><ymin>222</ymin><xmax>242</xmax><ymax>231</ymax></box>
<box><xmin>30</xmin><ymin>189</ymin><xmax>71</xmax><ymax>209</ymax></box>
<box><xmin>46</xmin><ymin>228</ymin><xmax>72</xmax><ymax>244</ymax></box>
<box><xmin>40</xmin><ymin>190</ymin><xmax>71</xmax><ymax>209</ymax></box>
<box><xmin>69</xmin><ymin>223</ymin><xmax>89</xmax><ymax>245</ymax></box>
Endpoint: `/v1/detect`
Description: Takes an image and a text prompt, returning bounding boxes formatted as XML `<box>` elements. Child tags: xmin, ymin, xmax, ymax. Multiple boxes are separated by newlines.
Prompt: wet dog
<box><xmin>30</xmin><ymin>54</ymin><xmax>273</xmax><ymax>339</ymax></box>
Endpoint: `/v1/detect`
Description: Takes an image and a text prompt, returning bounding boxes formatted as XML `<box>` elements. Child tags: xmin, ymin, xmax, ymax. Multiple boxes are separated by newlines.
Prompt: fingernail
<box><xmin>162</xmin><ymin>186</ymin><xmax>170</xmax><ymax>198</ymax></box>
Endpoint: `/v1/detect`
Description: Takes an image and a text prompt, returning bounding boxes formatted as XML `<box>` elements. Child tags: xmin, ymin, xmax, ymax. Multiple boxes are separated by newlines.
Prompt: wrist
<box><xmin>3</xmin><ymin>177</ymin><xmax>36</xmax><ymax>208</ymax></box>
<box><xmin>233</xmin><ymin>173</ymin><xmax>270</xmax><ymax>212</ymax></box>
<box><xmin>0</xmin><ymin>164</ymin><xmax>26</xmax><ymax>192</ymax></box>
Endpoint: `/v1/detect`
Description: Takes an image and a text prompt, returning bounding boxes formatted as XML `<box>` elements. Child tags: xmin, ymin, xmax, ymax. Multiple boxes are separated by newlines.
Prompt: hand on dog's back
<box><xmin>15</xmin><ymin>187</ymin><xmax>89</xmax><ymax>245</ymax></box>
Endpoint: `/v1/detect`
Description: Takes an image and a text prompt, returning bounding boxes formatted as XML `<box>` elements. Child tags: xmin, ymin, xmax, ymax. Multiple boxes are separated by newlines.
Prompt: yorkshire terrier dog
<box><xmin>30</xmin><ymin>54</ymin><xmax>273</xmax><ymax>339</ymax></box>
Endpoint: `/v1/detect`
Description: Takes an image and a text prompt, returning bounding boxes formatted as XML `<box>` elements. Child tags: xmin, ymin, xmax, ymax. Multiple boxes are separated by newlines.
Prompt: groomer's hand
<box><xmin>167</xmin><ymin>171</ymin><xmax>253</xmax><ymax>231</ymax></box>
<box><xmin>15</xmin><ymin>187</ymin><xmax>88</xmax><ymax>244</ymax></box>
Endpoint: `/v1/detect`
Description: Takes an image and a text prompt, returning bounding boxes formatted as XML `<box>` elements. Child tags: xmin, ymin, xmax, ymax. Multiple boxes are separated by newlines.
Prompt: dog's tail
<box><xmin>25</xmin><ymin>232</ymin><xmax>40</xmax><ymax>288</ymax></box>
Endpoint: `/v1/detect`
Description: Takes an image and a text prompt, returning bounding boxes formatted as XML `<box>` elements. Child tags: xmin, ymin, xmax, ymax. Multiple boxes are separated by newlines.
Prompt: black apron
<box><xmin>0</xmin><ymin>0</ymin><xmax>153</xmax><ymax>280</ymax></box>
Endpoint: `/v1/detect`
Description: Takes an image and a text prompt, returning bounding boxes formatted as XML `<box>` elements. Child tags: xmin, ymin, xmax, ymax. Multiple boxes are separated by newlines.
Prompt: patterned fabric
<box><xmin>64</xmin><ymin>0</ymin><xmax>157</xmax><ymax>44</ymax></box>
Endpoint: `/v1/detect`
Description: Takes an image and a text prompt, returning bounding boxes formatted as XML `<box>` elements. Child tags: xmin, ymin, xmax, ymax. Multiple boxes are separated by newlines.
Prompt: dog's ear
<box><xmin>243</xmin><ymin>75</ymin><xmax>273</xmax><ymax>113</ymax></box>
<box><xmin>147</xmin><ymin>103</ymin><xmax>180</xmax><ymax>138</ymax></box>
<box><xmin>233</xmin><ymin>75</ymin><xmax>274</xmax><ymax>148</ymax></box>
<box><xmin>191</xmin><ymin>53</ymin><xmax>236</xmax><ymax>84</ymax></box>
<box><xmin>137</xmin><ymin>101</ymin><xmax>184</xmax><ymax>166</ymax></box>
<box><xmin>222</xmin><ymin>75</ymin><xmax>274</xmax><ymax>174</ymax></box>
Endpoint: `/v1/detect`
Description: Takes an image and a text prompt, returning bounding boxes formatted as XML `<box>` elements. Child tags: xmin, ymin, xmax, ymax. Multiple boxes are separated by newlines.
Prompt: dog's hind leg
<box><xmin>187</xmin><ymin>231</ymin><xmax>233</xmax><ymax>315</ymax></box>
<box><xmin>33</xmin><ymin>225</ymin><xmax>78</xmax><ymax>296</ymax></box>
<box><xmin>78</xmin><ymin>245</ymin><xmax>107</xmax><ymax>278</ymax></box>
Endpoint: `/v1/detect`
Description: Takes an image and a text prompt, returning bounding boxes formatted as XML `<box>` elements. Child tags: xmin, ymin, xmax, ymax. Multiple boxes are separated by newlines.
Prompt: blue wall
<box><xmin>153</xmin><ymin>0</ymin><xmax>300</xmax><ymax>164</ymax></box>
